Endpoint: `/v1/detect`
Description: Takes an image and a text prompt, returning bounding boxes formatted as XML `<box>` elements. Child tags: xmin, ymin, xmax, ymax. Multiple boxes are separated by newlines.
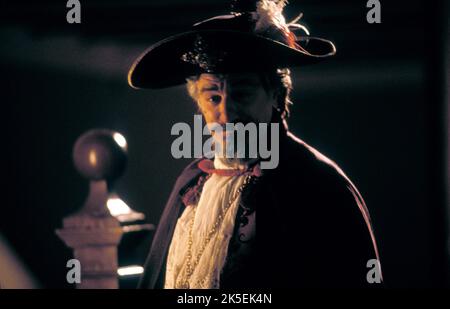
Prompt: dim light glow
<box><xmin>107</xmin><ymin>197</ymin><xmax>131</xmax><ymax>216</ymax></box>
<box><xmin>117</xmin><ymin>265</ymin><xmax>144</xmax><ymax>276</ymax></box>
<box><xmin>113</xmin><ymin>132</ymin><xmax>127</xmax><ymax>149</ymax></box>
<box><xmin>88</xmin><ymin>150</ymin><xmax>97</xmax><ymax>166</ymax></box>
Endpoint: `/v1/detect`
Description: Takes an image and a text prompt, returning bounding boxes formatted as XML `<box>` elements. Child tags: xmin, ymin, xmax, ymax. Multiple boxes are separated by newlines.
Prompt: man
<box><xmin>128</xmin><ymin>0</ymin><xmax>381</xmax><ymax>288</ymax></box>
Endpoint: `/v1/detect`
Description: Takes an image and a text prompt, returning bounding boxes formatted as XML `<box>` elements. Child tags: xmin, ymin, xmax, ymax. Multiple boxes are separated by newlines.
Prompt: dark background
<box><xmin>0</xmin><ymin>0</ymin><xmax>448</xmax><ymax>288</ymax></box>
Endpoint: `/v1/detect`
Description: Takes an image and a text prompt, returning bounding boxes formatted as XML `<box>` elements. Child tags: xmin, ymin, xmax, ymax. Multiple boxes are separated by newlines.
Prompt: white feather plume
<box><xmin>254</xmin><ymin>0</ymin><xmax>288</xmax><ymax>33</ymax></box>
<box><xmin>253</xmin><ymin>0</ymin><xmax>310</xmax><ymax>37</ymax></box>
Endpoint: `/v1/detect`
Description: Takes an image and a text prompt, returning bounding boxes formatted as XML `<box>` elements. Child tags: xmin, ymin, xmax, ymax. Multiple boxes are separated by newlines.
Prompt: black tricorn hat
<box><xmin>128</xmin><ymin>0</ymin><xmax>336</xmax><ymax>89</ymax></box>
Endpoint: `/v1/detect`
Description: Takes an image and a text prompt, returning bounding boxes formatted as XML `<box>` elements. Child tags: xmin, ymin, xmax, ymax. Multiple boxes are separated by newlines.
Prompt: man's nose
<box><xmin>218</xmin><ymin>94</ymin><xmax>239</xmax><ymax>124</ymax></box>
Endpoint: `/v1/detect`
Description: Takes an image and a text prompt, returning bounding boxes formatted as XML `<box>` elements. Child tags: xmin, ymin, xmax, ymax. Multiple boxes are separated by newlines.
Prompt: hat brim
<box><xmin>128</xmin><ymin>30</ymin><xmax>336</xmax><ymax>89</ymax></box>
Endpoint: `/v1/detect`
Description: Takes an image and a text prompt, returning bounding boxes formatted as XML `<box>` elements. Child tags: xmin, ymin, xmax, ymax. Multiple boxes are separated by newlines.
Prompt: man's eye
<box><xmin>208</xmin><ymin>95</ymin><xmax>222</xmax><ymax>104</ymax></box>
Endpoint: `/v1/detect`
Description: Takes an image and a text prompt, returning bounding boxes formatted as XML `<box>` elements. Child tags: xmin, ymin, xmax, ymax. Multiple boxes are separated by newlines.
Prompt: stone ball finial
<box><xmin>73</xmin><ymin>129</ymin><xmax>128</xmax><ymax>181</ymax></box>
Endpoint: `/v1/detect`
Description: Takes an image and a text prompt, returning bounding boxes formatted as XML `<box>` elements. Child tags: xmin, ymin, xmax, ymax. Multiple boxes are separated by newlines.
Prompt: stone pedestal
<box><xmin>56</xmin><ymin>129</ymin><xmax>128</xmax><ymax>289</ymax></box>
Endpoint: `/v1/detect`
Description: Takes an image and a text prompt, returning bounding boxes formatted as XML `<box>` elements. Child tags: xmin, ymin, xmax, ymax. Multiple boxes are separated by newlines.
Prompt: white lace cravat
<box><xmin>164</xmin><ymin>158</ymin><xmax>247</xmax><ymax>289</ymax></box>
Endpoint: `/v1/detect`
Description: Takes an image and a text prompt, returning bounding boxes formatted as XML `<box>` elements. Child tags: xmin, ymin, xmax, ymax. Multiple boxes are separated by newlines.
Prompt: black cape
<box><xmin>138</xmin><ymin>126</ymin><xmax>381</xmax><ymax>288</ymax></box>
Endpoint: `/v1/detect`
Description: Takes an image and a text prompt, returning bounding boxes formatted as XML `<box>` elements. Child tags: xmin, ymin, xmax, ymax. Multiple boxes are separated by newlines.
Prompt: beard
<box><xmin>212</xmin><ymin>129</ymin><xmax>258</xmax><ymax>168</ymax></box>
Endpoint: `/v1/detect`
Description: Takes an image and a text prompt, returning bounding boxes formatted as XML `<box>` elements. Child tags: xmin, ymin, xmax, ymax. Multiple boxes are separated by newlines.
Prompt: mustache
<box><xmin>210</xmin><ymin>118</ymin><xmax>257</xmax><ymax>131</ymax></box>
<box><xmin>228</xmin><ymin>118</ymin><xmax>255</xmax><ymax>125</ymax></box>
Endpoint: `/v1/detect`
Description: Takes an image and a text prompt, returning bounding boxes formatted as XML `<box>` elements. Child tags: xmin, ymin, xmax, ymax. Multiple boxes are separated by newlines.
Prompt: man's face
<box><xmin>193</xmin><ymin>72</ymin><xmax>277</xmax><ymax>164</ymax></box>
<box><xmin>195</xmin><ymin>72</ymin><xmax>275</xmax><ymax>126</ymax></box>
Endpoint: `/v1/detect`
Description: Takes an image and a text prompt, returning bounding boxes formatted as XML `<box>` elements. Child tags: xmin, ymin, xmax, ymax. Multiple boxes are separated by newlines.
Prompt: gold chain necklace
<box><xmin>176</xmin><ymin>174</ymin><xmax>254</xmax><ymax>289</ymax></box>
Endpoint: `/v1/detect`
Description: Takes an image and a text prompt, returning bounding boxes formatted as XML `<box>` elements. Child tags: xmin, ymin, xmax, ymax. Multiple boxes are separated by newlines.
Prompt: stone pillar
<box><xmin>56</xmin><ymin>129</ymin><xmax>128</xmax><ymax>289</ymax></box>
